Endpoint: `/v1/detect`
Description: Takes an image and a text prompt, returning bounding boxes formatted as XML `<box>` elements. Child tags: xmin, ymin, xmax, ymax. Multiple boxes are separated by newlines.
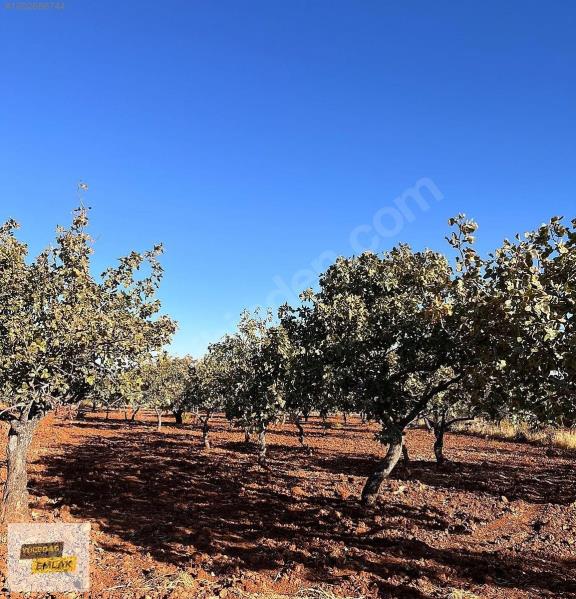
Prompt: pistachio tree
<box><xmin>284</xmin><ymin>246</ymin><xmax>472</xmax><ymax>505</ymax></box>
<box><xmin>141</xmin><ymin>354</ymin><xmax>193</xmax><ymax>430</ymax></box>
<box><xmin>0</xmin><ymin>208</ymin><xmax>175</xmax><ymax>520</ymax></box>
<box><xmin>223</xmin><ymin>310</ymin><xmax>287</xmax><ymax>467</ymax></box>
<box><xmin>422</xmin><ymin>375</ymin><xmax>477</xmax><ymax>465</ymax></box>
<box><xmin>189</xmin><ymin>342</ymin><xmax>230</xmax><ymax>449</ymax></box>
<box><xmin>470</xmin><ymin>216</ymin><xmax>576</xmax><ymax>428</ymax></box>
<box><xmin>278</xmin><ymin>302</ymin><xmax>329</xmax><ymax>451</ymax></box>
<box><xmin>88</xmin><ymin>368</ymin><xmax>145</xmax><ymax>422</ymax></box>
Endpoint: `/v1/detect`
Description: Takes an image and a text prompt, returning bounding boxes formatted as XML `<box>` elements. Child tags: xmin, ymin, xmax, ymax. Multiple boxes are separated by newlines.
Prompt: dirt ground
<box><xmin>0</xmin><ymin>412</ymin><xmax>575</xmax><ymax>599</ymax></box>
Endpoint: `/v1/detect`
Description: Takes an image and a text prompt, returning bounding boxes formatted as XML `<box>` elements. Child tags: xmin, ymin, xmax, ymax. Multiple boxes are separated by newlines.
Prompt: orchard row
<box><xmin>0</xmin><ymin>209</ymin><xmax>574</xmax><ymax>519</ymax></box>
<box><xmin>106</xmin><ymin>214</ymin><xmax>576</xmax><ymax>506</ymax></box>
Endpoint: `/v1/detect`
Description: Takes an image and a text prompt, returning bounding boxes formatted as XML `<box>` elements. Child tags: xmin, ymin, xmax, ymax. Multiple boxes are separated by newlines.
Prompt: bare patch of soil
<box><xmin>0</xmin><ymin>413</ymin><xmax>575</xmax><ymax>598</ymax></box>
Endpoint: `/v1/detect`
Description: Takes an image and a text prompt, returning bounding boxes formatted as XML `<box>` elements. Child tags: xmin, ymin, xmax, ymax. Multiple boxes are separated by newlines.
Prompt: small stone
<box><xmin>334</xmin><ymin>484</ymin><xmax>351</xmax><ymax>500</ymax></box>
<box><xmin>290</xmin><ymin>486</ymin><xmax>306</xmax><ymax>498</ymax></box>
<box><xmin>35</xmin><ymin>495</ymin><xmax>52</xmax><ymax>508</ymax></box>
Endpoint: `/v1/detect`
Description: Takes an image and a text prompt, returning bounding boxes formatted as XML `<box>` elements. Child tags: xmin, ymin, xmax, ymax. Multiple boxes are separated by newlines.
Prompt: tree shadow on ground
<box><xmin>31</xmin><ymin>422</ymin><xmax>576</xmax><ymax>597</ymax></box>
<box><xmin>311</xmin><ymin>452</ymin><xmax>576</xmax><ymax>506</ymax></box>
<box><xmin>68</xmin><ymin>413</ymin><xmax>192</xmax><ymax>430</ymax></box>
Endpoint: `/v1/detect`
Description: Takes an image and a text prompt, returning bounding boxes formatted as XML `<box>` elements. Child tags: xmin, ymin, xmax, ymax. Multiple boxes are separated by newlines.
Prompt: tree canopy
<box><xmin>0</xmin><ymin>207</ymin><xmax>176</xmax><ymax>520</ymax></box>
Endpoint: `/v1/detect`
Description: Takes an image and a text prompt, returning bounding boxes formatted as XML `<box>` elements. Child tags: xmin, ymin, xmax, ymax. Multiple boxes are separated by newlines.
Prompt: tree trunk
<box><xmin>433</xmin><ymin>425</ymin><xmax>445</xmax><ymax>465</ymax></box>
<box><xmin>173</xmin><ymin>409</ymin><xmax>183</xmax><ymax>425</ymax></box>
<box><xmin>294</xmin><ymin>416</ymin><xmax>310</xmax><ymax>452</ymax></box>
<box><xmin>295</xmin><ymin>416</ymin><xmax>306</xmax><ymax>446</ymax></box>
<box><xmin>361</xmin><ymin>431</ymin><xmax>403</xmax><ymax>506</ymax></box>
<box><xmin>202</xmin><ymin>412</ymin><xmax>211</xmax><ymax>449</ymax></box>
<box><xmin>402</xmin><ymin>443</ymin><xmax>410</xmax><ymax>468</ymax></box>
<box><xmin>244</xmin><ymin>427</ymin><xmax>251</xmax><ymax>444</ymax></box>
<box><xmin>155</xmin><ymin>408</ymin><xmax>162</xmax><ymax>431</ymax></box>
<box><xmin>343</xmin><ymin>412</ymin><xmax>347</xmax><ymax>425</ymax></box>
<box><xmin>257</xmin><ymin>427</ymin><xmax>268</xmax><ymax>468</ymax></box>
<box><xmin>1</xmin><ymin>417</ymin><xmax>39</xmax><ymax>522</ymax></box>
<box><xmin>130</xmin><ymin>407</ymin><xmax>140</xmax><ymax>422</ymax></box>
<box><xmin>321</xmin><ymin>414</ymin><xmax>328</xmax><ymax>435</ymax></box>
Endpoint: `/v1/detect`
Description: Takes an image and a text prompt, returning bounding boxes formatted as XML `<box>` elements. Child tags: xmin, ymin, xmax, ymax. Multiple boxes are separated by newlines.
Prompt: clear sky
<box><xmin>1</xmin><ymin>1</ymin><xmax>575</xmax><ymax>356</ymax></box>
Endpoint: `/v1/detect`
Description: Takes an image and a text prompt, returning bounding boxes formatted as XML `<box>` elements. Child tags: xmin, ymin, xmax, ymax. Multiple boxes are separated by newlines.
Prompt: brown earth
<box><xmin>0</xmin><ymin>412</ymin><xmax>575</xmax><ymax>599</ymax></box>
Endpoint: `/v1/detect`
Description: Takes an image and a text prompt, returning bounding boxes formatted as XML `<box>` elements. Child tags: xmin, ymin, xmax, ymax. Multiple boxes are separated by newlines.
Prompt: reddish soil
<box><xmin>1</xmin><ymin>412</ymin><xmax>575</xmax><ymax>598</ymax></box>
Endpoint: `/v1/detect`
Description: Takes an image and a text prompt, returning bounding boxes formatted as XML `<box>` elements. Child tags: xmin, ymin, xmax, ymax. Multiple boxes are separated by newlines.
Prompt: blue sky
<box><xmin>1</xmin><ymin>1</ymin><xmax>575</xmax><ymax>356</ymax></box>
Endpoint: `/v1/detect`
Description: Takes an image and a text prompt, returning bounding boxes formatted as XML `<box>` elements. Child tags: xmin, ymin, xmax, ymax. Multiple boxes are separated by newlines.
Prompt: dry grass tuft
<box><xmin>456</xmin><ymin>419</ymin><xmax>576</xmax><ymax>451</ymax></box>
<box><xmin>552</xmin><ymin>428</ymin><xmax>576</xmax><ymax>450</ymax></box>
<box><xmin>129</xmin><ymin>569</ymin><xmax>198</xmax><ymax>593</ymax></box>
<box><xmin>239</xmin><ymin>590</ymin><xmax>364</xmax><ymax>599</ymax></box>
<box><xmin>166</xmin><ymin>570</ymin><xmax>197</xmax><ymax>590</ymax></box>
<box><xmin>296</xmin><ymin>589</ymin><xmax>365</xmax><ymax>599</ymax></box>
<box><xmin>446</xmin><ymin>590</ymin><xmax>482</xmax><ymax>599</ymax></box>
<box><xmin>139</xmin><ymin>578</ymin><xmax>365</xmax><ymax>599</ymax></box>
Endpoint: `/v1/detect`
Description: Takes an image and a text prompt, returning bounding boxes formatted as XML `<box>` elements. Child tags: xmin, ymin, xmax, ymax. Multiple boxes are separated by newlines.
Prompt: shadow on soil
<box><xmin>313</xmin><ymin>453</ymin><xmax>576</xmax><ymax>506</ymax></box>
<box><xmin>33</xmin><ymin>415</ymin><xmax>576</xmax><ymax>597</ymax></box>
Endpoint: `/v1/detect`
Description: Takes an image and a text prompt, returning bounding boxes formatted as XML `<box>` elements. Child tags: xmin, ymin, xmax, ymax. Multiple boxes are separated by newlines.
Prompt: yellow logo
<box><xmin>31</xmin><ymin>556</ymin><xmax>77</xmax><ymax>574</ymax></box>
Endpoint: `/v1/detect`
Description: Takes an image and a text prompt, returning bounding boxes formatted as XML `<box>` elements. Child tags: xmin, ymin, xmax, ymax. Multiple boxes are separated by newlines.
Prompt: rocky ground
<box><xmin>0</xmin><ymin>412</ymin><xmax>575</xmax><ymax>598</ymax></box>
